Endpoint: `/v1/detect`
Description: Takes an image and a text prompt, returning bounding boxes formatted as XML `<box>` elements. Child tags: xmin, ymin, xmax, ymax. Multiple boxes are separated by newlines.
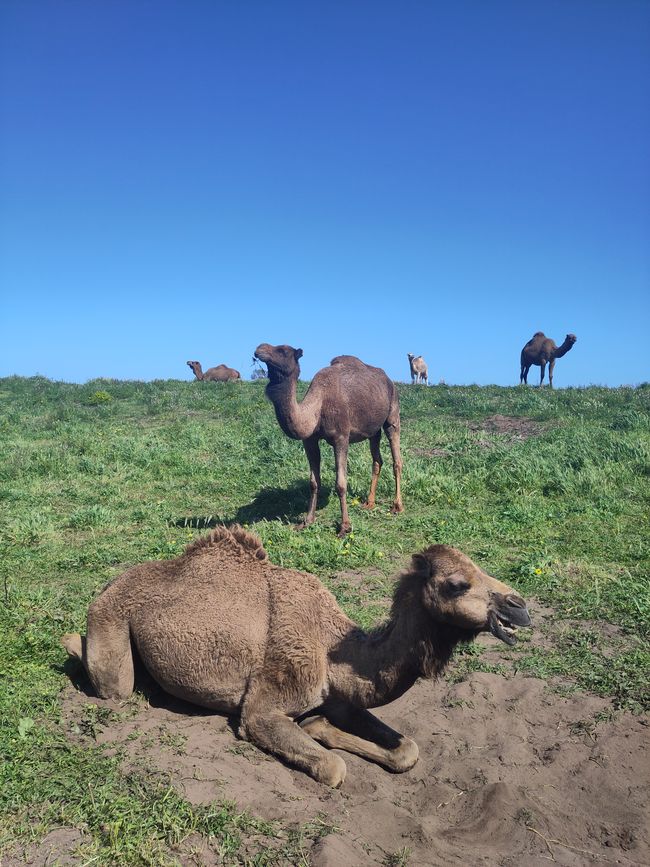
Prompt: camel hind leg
<box><xmin>61</xmin><ymin>606</ymin><xmax>134</xmax><ymax>701</ymax></box>
<box><xmin>383</xmin><ymin>400</ymin><xmax>403</xmax><ymax>514</ymax></box>
<box><xmin>362</xmin><ymin>431</ymin><xmax>383</xmax><ymax>510</ymax></box>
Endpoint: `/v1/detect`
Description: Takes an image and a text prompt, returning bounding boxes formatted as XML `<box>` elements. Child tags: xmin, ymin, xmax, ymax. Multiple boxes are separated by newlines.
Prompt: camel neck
<box><xmin>265</xmin><ymin>373</ymin><xmax>318</xmax><ymax>441</ymax></box>
<box><xmin>330</xmin><ymin>592</ymin><xmax>465</xmax><ymax>709</ymax></box>
<box><xmin>553</xmin><ymin>341</ymin><xmax>573</xmax><ymax>359</ymax></box>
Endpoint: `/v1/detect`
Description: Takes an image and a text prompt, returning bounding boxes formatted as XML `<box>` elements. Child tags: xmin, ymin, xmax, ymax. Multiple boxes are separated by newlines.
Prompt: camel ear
<box><xmin>294</xmin><ymin>348</ymin><xmax>303</xmax><ymax>360</ymax></box>
<box><xmin>411</xmin><ymin>552</ymin><xmax>433</xmax><ymax>578</ymax></box>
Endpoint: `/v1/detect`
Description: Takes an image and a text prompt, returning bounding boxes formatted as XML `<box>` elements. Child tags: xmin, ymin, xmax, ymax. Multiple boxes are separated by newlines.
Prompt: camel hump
<box><xmin>330</xmin><ymin>355</ymin><xmax>368</xmax><ymax>368</ymax></box>
<box><xmin>532</xmin><ymin>331</ymin><xmax>546</xmax><ymax>338</ymax></box>
<box><xmin>183</xmin><ymin>525</ymin><xmax>268</xmax><ymax>562</ymax></box>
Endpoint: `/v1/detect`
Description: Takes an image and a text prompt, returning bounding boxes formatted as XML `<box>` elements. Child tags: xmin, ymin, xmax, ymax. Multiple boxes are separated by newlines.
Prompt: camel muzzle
<box><xmin>488</xmin><ymin>595</ymin><xmax>531</xmax><ymax>646</ymax></box>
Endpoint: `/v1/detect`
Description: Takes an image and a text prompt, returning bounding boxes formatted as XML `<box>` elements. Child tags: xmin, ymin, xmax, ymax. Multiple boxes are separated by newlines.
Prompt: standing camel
<box><xmin>407</xmin><ymin>353</ymin><xmax>428</xmax><ymax>384</ymax></box>
<box><xmin>253</xmin><ymin>344</ymin><xmax>403</xmax><ymax>536</ymax></box>
<box><xmin>519</xmin><ymin>332</ymin><xmax>577</xmax><ymax>388</ymax></box>
<box><xmin>187</xmin><ymin>360</ymin><xmax>241</xmax><ymax>382</ymax></box>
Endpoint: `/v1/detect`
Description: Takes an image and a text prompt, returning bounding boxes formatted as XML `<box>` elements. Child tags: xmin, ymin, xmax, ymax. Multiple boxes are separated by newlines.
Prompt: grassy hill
<box><xmin>1</xmin><ymin>376</ymin><xmax>648</xmax><ymax>863</ymax></box>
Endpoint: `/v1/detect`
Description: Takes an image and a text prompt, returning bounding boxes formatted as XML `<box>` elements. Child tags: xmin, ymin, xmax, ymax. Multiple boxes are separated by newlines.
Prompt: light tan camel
<box><xmin>187</xmin><ymin>360</ymin><xmax>241</xmax><ymax>382</ymax></box>
<box><xmin>519</xmin><ymin>332</ymin><xmax>577</xmax><ymax>387</ymax></box>
<box><xmin>407</xmin><ymin>353</ymin><xmax>428</xmax><ymax>385</ymax></box>
<box><xmin>62</xmin><ymin>526</ymin><xmax>531</xmax><ymax>786</ymax></box>
<box><xmin>253</xmin><ymin>344</ymin><xmax>403</xmax><ymax>536</ymax></box>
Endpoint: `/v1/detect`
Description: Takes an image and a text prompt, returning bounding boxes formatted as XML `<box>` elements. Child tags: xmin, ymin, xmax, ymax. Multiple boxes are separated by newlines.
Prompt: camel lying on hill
<box><xmin>519</xmin><ymin>332</ymin><xmax>577</xmax><ymax>387</ymax></box>
<box><xmin>187</xmin><ymin>360</ymin><xmax>241</xmax><ymax>382</ymax></box>
<box><xmin>62</xmin><ymin>526</ymin><xmax>531</xmax><ymax>786</ymax></box>
<box><xmin>253</xmin><ymin>343</ymin><xmax>403</xmax><ymax>536</ymax></box>
<box><xmin>407</xmin><ymin>353</ymin><xmax>428</xmax><ymax>384</ymax></box>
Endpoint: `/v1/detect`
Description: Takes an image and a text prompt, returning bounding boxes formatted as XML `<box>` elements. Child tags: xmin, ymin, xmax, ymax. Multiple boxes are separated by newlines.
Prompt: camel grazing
<box><xmin>62</xmin><ymin>526</ymin><xmax>531</xmax><ymax>786</ymax></box>
<box><xmin>253</xmin><ymin>344</ymin><xmax>403</xmax><ymax>536</ymax></box>
<box><xmin>187</xmin><ymin>360</ymin><xmax>241</xmax><ymax>382</ymax></box>
<box><xmin>519</xmin><ymin>332</ymin><xmax>577</xmax><ymax>388</ymax></box>
<box><xmin>407</xmin><ymin>353</ymin><xmax>428</xmax><ymax>385</ymax></box>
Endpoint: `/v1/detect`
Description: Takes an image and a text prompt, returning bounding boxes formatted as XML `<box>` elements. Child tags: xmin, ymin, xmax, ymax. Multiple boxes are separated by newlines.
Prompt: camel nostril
<box><xmin>506</xmin><ymin>594</ymin><xmax>526</xmax><ymax>608</ymax></box>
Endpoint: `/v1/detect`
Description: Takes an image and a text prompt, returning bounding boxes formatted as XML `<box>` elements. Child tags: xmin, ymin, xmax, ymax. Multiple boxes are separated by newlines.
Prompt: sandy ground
<box><xmin>39</xmin><ymin>634</ymin><xmax>647</xmax><ymax>865</ymax></box>
<box><xmin>7</xmin><ymin>593</ymin><xmax>648</xmax><ymax>866</ymax></box>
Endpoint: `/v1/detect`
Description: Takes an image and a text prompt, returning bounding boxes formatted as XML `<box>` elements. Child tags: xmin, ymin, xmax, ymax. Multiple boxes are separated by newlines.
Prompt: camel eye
<box><xmin>443</xmin><ymin>578</ymin><xmax>471</xmax><ymax>597</ymax></box>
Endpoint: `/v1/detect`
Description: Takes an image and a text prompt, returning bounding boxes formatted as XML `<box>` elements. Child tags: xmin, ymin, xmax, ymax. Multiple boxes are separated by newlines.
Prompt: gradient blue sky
<box><xmin>1</xmin><ymin>1</ymin><xmax>649</xmax><ymax>385</ymax></box>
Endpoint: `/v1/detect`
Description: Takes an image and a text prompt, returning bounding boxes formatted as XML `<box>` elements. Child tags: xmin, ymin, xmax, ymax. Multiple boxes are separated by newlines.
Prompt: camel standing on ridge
<box><xmin>519</xmin><ymin>332</ymin><xmax>577</xmax><ymax>387</ymax></box>
<box><xmin>407</xmin><ymin>353</ymin><xmax>428</xmax><ymax>385</ymax></box>
<box><xmin>253</xmin><ymin>344</ymin><xmax>403</xmax><ymax>536</ymax></box>
<box><xmin>62</xmin><ymin>525</ymin><xmax>531</xmax><ymax>786</ymax></box>
<box><xmin>187</xmin><ymin>360</ymin><xmax>241</xmax><ymax>382</ymax></box>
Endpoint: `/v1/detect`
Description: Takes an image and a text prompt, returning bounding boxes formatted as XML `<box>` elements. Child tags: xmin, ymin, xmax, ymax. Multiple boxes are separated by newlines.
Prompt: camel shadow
<box><xmin>172</xmin><ymin>480</ymin><xmax>332</xmax><ymax>528</ymax></box>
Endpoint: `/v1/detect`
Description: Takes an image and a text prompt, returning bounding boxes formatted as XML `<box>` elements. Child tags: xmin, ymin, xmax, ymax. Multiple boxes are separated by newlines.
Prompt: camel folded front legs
<box><xmin>241</xmin><ymin>706</ymin><xmax>347</xmax><ymax>787</ymax></box>
<box><xmin>300</xmin><ymin>704</ymin><xmax>418</xmax><ymax>773</ymax></box>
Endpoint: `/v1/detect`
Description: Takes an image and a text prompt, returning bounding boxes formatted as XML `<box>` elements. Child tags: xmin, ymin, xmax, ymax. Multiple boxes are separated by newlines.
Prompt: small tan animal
<box><xmin>187</xmin><ymin>360</ymin><xmax>241</xmax><ymax>382</ymax></box>
<box><xmin>253</xmin><ymin>344</ymin><xmax>403</xmax><ymax>536</ymax></box>
<box><xmin>62</xmin><ymin>526</ymin><xmax>531</xmax><ymax>787</ymax></box>
<box><xmin>519</xmin><ymin>332</ymin><xmax>577</xmax><ymax>387</ymax></box>
<box><xmin>407</xmin><ymin>353</ymin><xmax>428</xmax><ymax>385</ymax></box>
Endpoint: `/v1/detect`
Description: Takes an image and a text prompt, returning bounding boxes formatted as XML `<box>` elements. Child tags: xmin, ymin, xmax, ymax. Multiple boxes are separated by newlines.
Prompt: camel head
<box><xmin>410</xmin><ymin>545</ymin><xmax>531</xmax><ymax>646</ymax></box>
<box><xmin>407</xmin><ymin>353</ymin><xmax>415</xmax><ymax>362</ymax></box>
<box><xmin>565</xmin><ymin>334</ymin><xmax>577</xmax><ymax>346</ymax></box>
<box><xmin>253</xmin><ymin>343</ymin><xmax>303</xmax><ymax>383</ymax></box>
<box><xmin>187</xmin><ymin>361</ymin><xmax>201</xmax><ymax>375</ymax></box>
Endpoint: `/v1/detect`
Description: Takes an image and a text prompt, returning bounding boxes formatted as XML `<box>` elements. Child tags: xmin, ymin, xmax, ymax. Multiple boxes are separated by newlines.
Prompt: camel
<box><xmin>61</xmin><ymin>525</ymin><xmax>531</xmax><ymax>786</ymax></box>
<box><xmin>407</xmin><ymin>353</ymin><xmax>428</xmax><ymax>385</ymax></box>
<box><xmin>187</xmin><ymin>360</ymin><xmax>241</xmax><ymax>382</ymax></box>
<box><xmin>519</xmin><ymin>332</ymin><xmax>577</xmax><ymax>387</ymax></box>
<box><xmin>253</xmin><ymin>344</ymin><xmax>403</xmax><ymax>536</ymax></box>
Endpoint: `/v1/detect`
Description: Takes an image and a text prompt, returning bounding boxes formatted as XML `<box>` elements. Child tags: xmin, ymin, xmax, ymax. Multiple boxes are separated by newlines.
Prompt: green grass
<box><xmin>1</xmin><ymin>376</ymin><xmax>649</xmax><ymax>863</ymax></box>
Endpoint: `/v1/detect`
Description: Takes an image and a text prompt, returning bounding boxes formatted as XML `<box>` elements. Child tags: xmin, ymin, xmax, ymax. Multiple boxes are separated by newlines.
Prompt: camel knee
<box><xmin>61</xmin><ymin>632</ymin><xmax>83</xmax><ymax>661</ymax></box>
<box><xmin>386</xmin><ymin>737</ymin><xmax>419</xmax><ymax>772</ymax></box>
<box><xmin>313</xmin><ymin>751</ymin><xmax>347</xmax><ymax>787</ymax></box>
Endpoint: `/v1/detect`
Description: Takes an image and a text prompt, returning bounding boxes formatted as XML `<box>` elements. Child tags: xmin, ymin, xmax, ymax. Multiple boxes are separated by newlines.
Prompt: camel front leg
<box><xmin>539</xmin><ymin>362</ymin><xmax>546</xmax><ymax>386</ymax></box>
<box><xmin>333</xmin><ymin>437</ymin><xmax>351</xmax><ymax>536</ymax></box>
<box><xmin>548</xmin><ymin>358</ymin><xmax>556</xmax><ymax>388</ymax></box>
<box><xmin>242</xmin><ymin>707</ymin><xmax>346</xmax><ymax>787</ymax></box>
<box><xmin>362</xmin><ymin>431</ymin><xmax>382</xmax><ymax>510</ymax></box>
<box><xmin>300</xmin><ymin>705</ymin><xmax>418</xmax><ymax>773</ymax></box>
<box><xmin>298</xmin><ymin>435</ymin><xmax>321</xmax><ymax>528</ymax></box>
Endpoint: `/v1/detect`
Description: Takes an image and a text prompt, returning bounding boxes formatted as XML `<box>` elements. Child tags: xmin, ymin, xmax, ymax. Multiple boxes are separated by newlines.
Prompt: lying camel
<box><xmin>62</xmin><ymin>526</ymin><xmax>531</xmax><ymax>786</ymax></box>
<box><xmin>187</xmin><ymin>360</ymin><xmax>241</xmax><ymax>382</ymax></box>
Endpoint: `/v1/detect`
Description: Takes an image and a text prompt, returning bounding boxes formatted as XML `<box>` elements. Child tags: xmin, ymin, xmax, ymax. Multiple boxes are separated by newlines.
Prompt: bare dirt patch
<box><xmin>57</xmin><ymin>645</ymin><xmax>649</xmax><ymax>866</ymax></box>
<box><xmin>467</xmin><ymin>414</ymin><xmax>550</xmax><ymax>442</ymax></box>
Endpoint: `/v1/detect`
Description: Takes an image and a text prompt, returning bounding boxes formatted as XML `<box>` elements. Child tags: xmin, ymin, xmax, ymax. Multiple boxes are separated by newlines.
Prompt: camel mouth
<box><xmin>488</xmin><ymin>606</ymin><xmax>530</xmax><ymax>646</ymax></box>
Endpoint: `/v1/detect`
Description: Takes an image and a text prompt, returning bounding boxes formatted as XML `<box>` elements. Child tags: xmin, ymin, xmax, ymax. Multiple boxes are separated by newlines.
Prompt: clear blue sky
<box><xmin>1</xmin><ymin>1</ymin><xmax>649</xmax><ymax>386</ymax></box>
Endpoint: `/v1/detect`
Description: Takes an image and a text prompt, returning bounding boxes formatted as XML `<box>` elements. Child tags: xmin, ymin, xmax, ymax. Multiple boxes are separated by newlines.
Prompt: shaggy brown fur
<box><xmin>407</xmin><ymin>353</ymin><xmax>428</xmax><ymax>385</ymax></box>
<box><xmin>62</xmin><ymin>526</ymin><xmax>531</xmax><ymax>787</ymax></box>
<box><xmin>187</xmin><ymin>360</ymin><xmax>241</xmax><ymax>382</ymax></box>
<box><xmin>253</xmin><ymin>344</ymin><xmax>403</xmax><ymax>536</ymax></box>
<box><xmin>519</xmin><ymin>332</ymin><xmax>577</xmax><ymax>387</ymax></box>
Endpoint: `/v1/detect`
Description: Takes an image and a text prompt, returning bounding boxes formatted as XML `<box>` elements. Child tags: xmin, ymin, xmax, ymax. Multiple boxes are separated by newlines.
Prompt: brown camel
<box><xmin>187</xmin><ymin>360</ymin><xmax>241</xmax><ymax>382</ymax></box>
<box><xmin>61</xmin><ymin>525</ymin><xmax>531</xmax><ymax>786</ymax></box>
<box><xmin>519</xmin><ymin>332</ymin><xmax>577</xmax><ymax>387</ymax></box>
<box><xmin>407</xmin><ymin>353</ymin><xmax>428</xmax><ymax>385</ymax></box>
<box><xmin>253</xmin><ymin>344</ymin><xmax>403</xmax><ymax>536</ymax></box>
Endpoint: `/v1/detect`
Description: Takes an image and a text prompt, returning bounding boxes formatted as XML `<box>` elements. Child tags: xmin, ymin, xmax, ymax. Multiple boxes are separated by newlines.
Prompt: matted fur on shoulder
<box><xmin>182</xmin><ymin>525</ymin><xmax>268</xmax><ymax>562</ymax></box>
